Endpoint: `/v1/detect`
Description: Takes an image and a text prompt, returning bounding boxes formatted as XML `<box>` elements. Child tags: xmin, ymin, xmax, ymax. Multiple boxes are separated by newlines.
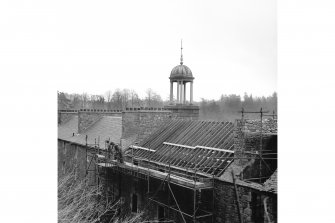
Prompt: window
<box><xmin>158</xmin><ymin>205</ymin><xmax>165</xmax><ymax>222</ymax></box>
<box><xmin>62</xmin><ymin>161</ymin><xmax>66</xmax><ymax>174</ymax></box>
<box><xmin>63</xmin><ymin>142</ymin><xmax>66</xmax><ymax>155</ymax></box>
<box><xmin>132</xmin><ymin>194</ymin><xmax>138</xmax><ymax>213</ymax></box>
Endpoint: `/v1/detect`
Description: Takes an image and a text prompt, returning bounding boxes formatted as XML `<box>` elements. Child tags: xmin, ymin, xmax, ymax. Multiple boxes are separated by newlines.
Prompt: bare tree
<box><xmin>129</xmin><ymin>89</ymin><xmax>140</xmax><ymax>108</ymax></box>
<box><xmin>58</xmin><ymin>91</ymin><xmax>71</xmax><ymax>109</ymax></box>
<box><xmin>121</xmin><ymin>89</ymin><xmax>130</xmax><ymax>109</ymax></box>
<box><xmin>145</xmin><ymin>88</ymin><xmax>163</xmax><ymax>107</ymax></box>
<box><xmin>58</xmin><ymin>171</ymin><xmax>143</xmax><ymax>223</ymax></box>
<box><xmin>145</xmin><ymin>88</ymin><xmax>153</xmax><ymax>107</ymax></box>
<box><xmin>105</xmin><ymin>90</ymin><xmax>113</xmax><ymax>110</ymax></box>
<box><xmin>81</xmin><ymin>93</ymin><xmax>89</xmax><ymax>109</ymax></box>
<box><xmin>112</xmin><ymin>89</ymin><xmax>123</xmax><ymax>110</ymax></box>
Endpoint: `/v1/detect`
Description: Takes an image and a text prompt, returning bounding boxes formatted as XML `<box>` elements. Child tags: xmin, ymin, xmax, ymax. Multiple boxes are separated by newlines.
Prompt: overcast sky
<box><xmin>1</xmin><ymin>0</ymin><xmax>276</xmax><ymax>101</ymax></box>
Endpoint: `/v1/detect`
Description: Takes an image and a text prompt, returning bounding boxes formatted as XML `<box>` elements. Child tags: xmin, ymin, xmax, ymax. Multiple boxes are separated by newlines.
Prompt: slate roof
<box><xmin>126</xmin><ymin>120</ymin><xmax>235</xmax><ymax>177</ymax></box>
<box><xmin>58</xmin><ymin>116</ymin><xmax>122</xmax><ymax>149</ymax></box>
<box><xmin>58</xmin><ymin>115</ymin><xmax>78</xmax><ymax>140</ymax></box>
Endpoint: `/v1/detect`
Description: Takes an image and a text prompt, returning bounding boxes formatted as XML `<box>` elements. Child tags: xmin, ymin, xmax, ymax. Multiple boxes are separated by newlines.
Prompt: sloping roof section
<box><xmin>58</xmin><ymin>116</ymin><xmax>122</xmax><ymax>149</ymax></box>
<box><xmin>127</xmin><ymin>120</ymin><xmax>235</xmax><ymax>177</ymax></box>
<box><xmin>219</xmin><ymin>162</ymin><xmax>277</xmax><ymax>194</ymax></box>
<box><xmin>58</xmin><ymin>115</ymin><xmax>78</xmax><ymax>140</ymax></box>
<box><xmin>264</xmin><ymin>169</ymin><xmax>277</xmax><ymax>194</ymax></box>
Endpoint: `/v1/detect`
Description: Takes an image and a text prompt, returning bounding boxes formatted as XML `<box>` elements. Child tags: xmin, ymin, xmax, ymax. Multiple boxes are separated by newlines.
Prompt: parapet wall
<box><xmin>78</xmin><ymin>109</ymin><xmax>122</xmax><ymax>133</ymax></box>
<box><xmin>164</xmin><ymin>104</ymin><xmax>200</xmax><ymax>120</ymax></box>
<box><xmin>60</xmin><ymin>105</ymin><xmax>200</xmax><ymax>149</ymax></box>
<box><xmin>121</xmin><ymin>109</ymin><xmax>173</xmax><ymax>149</ymax></box>
<box><xmin>58</xmin><ymin>111</ymin><xmax>77</xmax><ymax>125</ymax></box>
<box><xmin>58</xmin><ymin>109</ymin><xmax>122</xmax><ymax>133</ymax></box>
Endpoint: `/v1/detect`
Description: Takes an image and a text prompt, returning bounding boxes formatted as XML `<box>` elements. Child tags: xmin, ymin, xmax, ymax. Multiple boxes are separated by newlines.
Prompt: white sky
<box><xmin>0</xmin><ymin>0</ymin><xmax>276</xmax><ymax>101</ymax></box>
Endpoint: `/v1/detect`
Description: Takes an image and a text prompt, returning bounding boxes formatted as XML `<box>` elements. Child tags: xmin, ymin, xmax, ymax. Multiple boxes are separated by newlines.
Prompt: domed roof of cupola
<box><xmin>169</xmin><ymin>40</ymin><xmax>194</xmax><ymax>81</ymax></box>
<box><xmin>170</xmin><ymin>64</ymin><xmax>193</xmax><ymax>78</ymax></box>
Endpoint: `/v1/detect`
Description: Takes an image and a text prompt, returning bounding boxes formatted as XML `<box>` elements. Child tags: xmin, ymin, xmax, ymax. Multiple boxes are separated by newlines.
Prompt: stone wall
<box><xmin>58</xmin><ymin>139</ymin><xmax>96</xmax><ymax>184</ymax></box>
<box><xmin>242</xmin><ymin>119</ymin><xmax>277</xmax><ymax>134</ymax></box>
<box><xmin>233</xmin><ymin>119</ymin><xmax>277</xmax><ymax>182</ymax></box>
<box><xmin>78</xmin><ymin>109</ymin><xmax>122</xmax><ymax>133</ymax></box>
<box><xmin>58</xmin><ymin>111</ymin><xmax>77</xmax><ymax>125</ymax></box>
<box><xmin>164</xmin><ymin>104</ymin><xmax>200</xmax><ymax>120</ymax></box>
<box><xmin>214</xmin><ymin>179</ymin><xmax>277</xmax><ymax>223</ymax></box>
<box><xmin>99</xmin><ymin>169</ymin><xmax>165</xmax><ymax>220</ymax></box>
<box><xmin>57</xmin><ymin>140</ymin><xmax>277</xmax><ymax>223</ymax></box>
<box><xmin>100</xmin><ymin>169</ymin><xmax>148</xmax><ymax>216</ymax></box>
<box><xmin>121</xmin><ymin>109</ymin><xmax>173</xmax><ymax>149</ymax></box>
<box><xmin>100</xmin><ymin>170</ymin><xmax>212</xmax><ymax>223</ymax></box>
<box><xmin>100</xmin><ymin>169</ymin><xmax>278</xmax><ymax>223</ymax></box>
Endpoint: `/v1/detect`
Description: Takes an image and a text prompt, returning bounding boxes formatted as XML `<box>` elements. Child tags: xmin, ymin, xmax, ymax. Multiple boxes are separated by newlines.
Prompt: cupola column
<box><xmin>177</xmin><ymin>81</ymin><xmax>180</xmax><ymax>103</ymax></box>
<box><xmin>170</xmin><ymin>81</ymin><xmax>173</xmax><ymax>103</ymax></box>
<box><xmin>180</xmin><ymin>81</ymin><xmax>183</xmax><ymax>103</ymax></box>
<box><xmin>180</xmin><ymin>82</ymin><xmax>183</xmax><ymax>104</ymax></box>
<box><xmin>179</xmin><ymin>81</ymin><xmax>183</xmax><ymax>104</ymax></box>
<box><xmin>184</xmin><ymin>82</ymin><xmax>187</xmax><ymax>104</ymax></box>
<box><xmin>182</xmin><ymin>82</ymin><xmax>185</xmax><ymax>104</ymax></box>
<box><xmin>190</xmin><ymin>82</ymin><xmax>193</xmax><ymax>104</ymax></box>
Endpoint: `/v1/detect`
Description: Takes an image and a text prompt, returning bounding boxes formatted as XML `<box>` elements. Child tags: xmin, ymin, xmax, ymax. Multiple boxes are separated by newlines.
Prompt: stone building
<box><xmin>58</xmin><ymin>44</ymin><xmax>277</xmax><ymax>223</ymax></box>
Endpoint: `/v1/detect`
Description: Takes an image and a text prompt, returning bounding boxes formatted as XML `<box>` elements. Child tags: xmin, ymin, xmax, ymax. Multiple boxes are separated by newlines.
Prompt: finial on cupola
<box><xmin>180</xmin><ymin>39</ymin><xmax>183</xmax><ymax>65</ymax></box>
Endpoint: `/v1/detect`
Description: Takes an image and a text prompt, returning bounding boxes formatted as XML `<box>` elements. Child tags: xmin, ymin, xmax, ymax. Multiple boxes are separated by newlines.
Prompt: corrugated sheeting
<box><xmin>127</xmin><ymin>120</ymin><xmax>235</xmax><ymax>177</ymax></box>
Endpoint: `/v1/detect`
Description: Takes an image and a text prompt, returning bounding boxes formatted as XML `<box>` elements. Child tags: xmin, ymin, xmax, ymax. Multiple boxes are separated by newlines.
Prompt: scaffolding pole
<box><xmin>238</xmin><ymin>107</ymin><xmax>272</xmax><ymax>182</ymax></box>
<box><xmin>90</xmin><ymin>137</ymin><xmax>215</xmax><ymax>223</ymax></box>
<box><xmin>232</xmin><ymin>171</ymin><xmax>243</xmax><ymax>223</ymax></box>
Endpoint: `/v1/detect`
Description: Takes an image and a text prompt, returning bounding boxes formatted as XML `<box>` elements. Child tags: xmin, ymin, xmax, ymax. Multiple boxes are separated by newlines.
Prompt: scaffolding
<box><xmin>84</xmin><ymin>136</ymin><xmax>119</xmax><ymax>221</ymax></box>
<box><xmin>86</xmin><ymin>139</ymin><xmax>216</xmax><ymax>223</ymax></box>
<box><xmin>85</xmin><ymin>135</ymin><xmax>104</xmax><ymax>187</ymax></box>
<box><xmin>238</xmin><ymin>108</ymin><xmax>277</xmax><ymax>183</ymax></box>
<box><xmin>82</xmin><ymin>111</ymin><xmax>277</xmax><ymax>223</ymax></box>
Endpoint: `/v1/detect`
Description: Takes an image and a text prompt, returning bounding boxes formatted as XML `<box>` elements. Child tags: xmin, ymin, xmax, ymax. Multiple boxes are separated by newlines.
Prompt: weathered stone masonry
<box><xmin>214</xmin><ymin>179</ymin><xmax>277</xmax><ymax>223</ymax></box>
<box><xmin>78</xmin><ymin>109</ymin><xmax>121</xmax><ymax>133</ymax></box>
<box><xmin>58</xmin><ymin>139</ymin><xmax>100</xmax><ymax>184</ymax></box>
<box><xmin>233</xmin><ymin>119</ymin><xmax>277</xmax><ymax>181</ymax></box>
<box><xmin>58</xmin><ymin>110</ymin><xmax>78</xmax><ymax>125</ymax></box>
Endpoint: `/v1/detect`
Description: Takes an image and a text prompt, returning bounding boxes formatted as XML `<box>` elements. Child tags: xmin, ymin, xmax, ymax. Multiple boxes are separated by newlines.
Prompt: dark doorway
<box><xmin>251</xmin><ymin>192</ymin><xmax>264</xmax><ymax>222</ymax></box>
<box><xmin>132</xmin><ymin>194</ymin><xmax>138</xmax><ymax>213</ymax></box>
<box><xmin>158</xmin><ymin>205</ymin><xmax>165</xmax><ymax>222</ymax></box>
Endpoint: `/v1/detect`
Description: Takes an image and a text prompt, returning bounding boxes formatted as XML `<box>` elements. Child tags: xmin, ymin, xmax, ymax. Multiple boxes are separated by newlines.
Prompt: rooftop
<box><xmin>170</xmin><ymin>64</ymin><xmax>193</xmax><ymax>80</ymax></box>
<box><xmin>264</xmin><ymin>169</ymin><xmax>278</xmax><ymax>193</ymax></box>
<box><xmin>58</xmin><ymin>115</ymin><xmax>122</xmax><ymax>148</ymax></box>
<box><xmin>126</xmin><ymin>120</ymin><xmax>235</xmax><ymax>177</ymax></box>
<box><xmin>219</xmin><ymin>161</ymin><xmax>277</xmax><ymax>194</ymax></box>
